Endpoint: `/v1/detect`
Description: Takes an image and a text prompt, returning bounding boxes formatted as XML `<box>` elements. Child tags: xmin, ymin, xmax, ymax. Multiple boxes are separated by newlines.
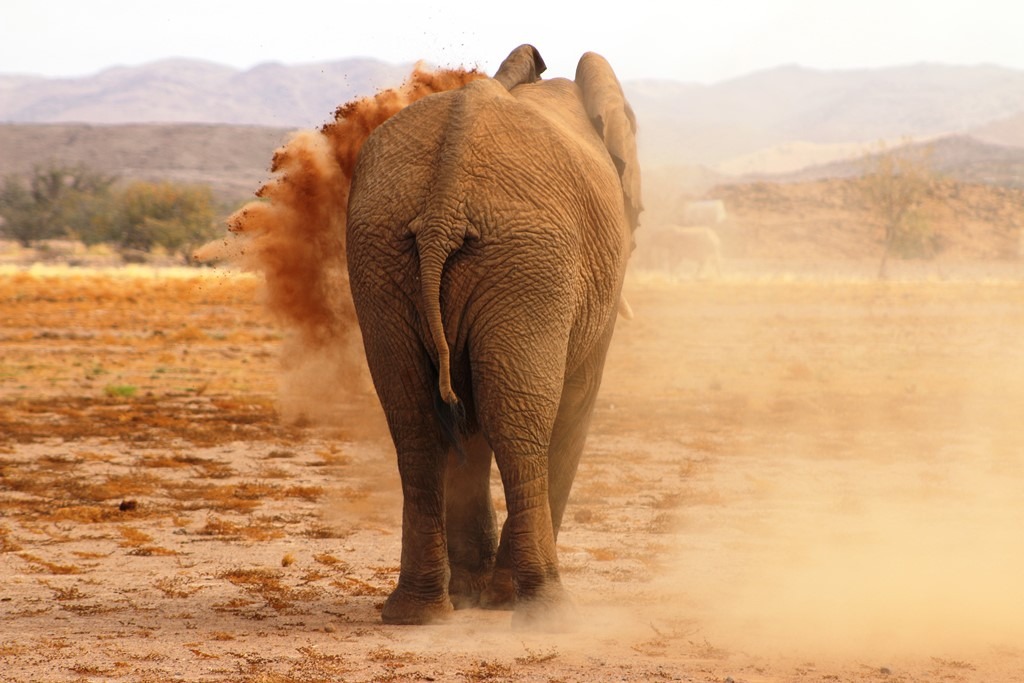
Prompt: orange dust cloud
<box><xmin>196</xmin><ymin>65</ymin><xmax>486</xmax><ymax>422</ymax></box>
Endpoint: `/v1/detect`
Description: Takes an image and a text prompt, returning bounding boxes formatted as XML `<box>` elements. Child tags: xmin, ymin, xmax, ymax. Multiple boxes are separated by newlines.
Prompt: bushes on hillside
<box><xmin>0</xmin><ymin>164</ymin><xmax>221</xmax><ymax>256</ymax></box>
<box><xmin>91</xmin><ymin>181</ymin><xmax>218</xmax><ymax>251</ymax></box>
<box><xmin>0</xmin><ymin>165</ymin><xmax>116</xmax><ymax>246</ymax></box>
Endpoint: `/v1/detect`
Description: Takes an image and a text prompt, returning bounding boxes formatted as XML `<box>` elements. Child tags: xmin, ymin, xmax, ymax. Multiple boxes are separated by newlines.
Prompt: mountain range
<box><xmin>3</xmin><ymin>57</ymin><xmax>1024</xmax><ymax>178</ymax></box>
<box><xmin>0</xmin><ymin>58</ymin><xmax>410</xmax><ymax>129</ymax></box>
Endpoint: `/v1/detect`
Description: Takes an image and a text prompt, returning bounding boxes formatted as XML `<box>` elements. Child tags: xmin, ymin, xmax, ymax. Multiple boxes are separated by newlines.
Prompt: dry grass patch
<box><xmin>59</xmin><ymin>600</ymin><xmax>120</xmax><ymax>616</ymax></box>
<box><xmin>302</xmin><ymin>522</ymin><xmax>348</xmax><ymax>539</ymax></box>
<box><xmin>117</xmin><ymin>525</ymin><xmax>154</xmax><ymax>546</ymax></box>
<box><xmin>257</xmin><ymin>465</ymin><xmax>291</xmax><ymax>479</ymax></box>
<box><xmin>330</xmin><ymin>576</ymin><xmax>391</xmax><ymax>597</ymax></box>
<box><xmin>17</xmin><ymin>552</ymin><xmax>84</xmax><ymax>574</ymax></box>
<box><xmin>1</xmin><ymin>458</ymin><xmax>164</xmax><ymax>514</ymax></box>
<box><xmin>168</xmin><ymin>483</ymin><xmax>263</xmax><ymax>514</ymax></box>
<box><xmin>367</xmin><ymin>646</ymin><xmax>427</xmax><ymax>666</ymax></box>
<box><xmin>515</xmin><ymin>645</ymin><xmax>559</xmax><ymax>665</ymax></box>
<box><xmin>586</xmin><ymin>547</ymin><xmax>621</xmax><ymax>562</ymax></box>
<box><xmin>153</xmin><ymin>576</ymin><xmax>206</xmax><ymax>598</ymax></box>
<box><xmin>218</xmin><ymin>567</ymin><xmax>320</xmax><ymax>611</ymax></box>
<box><xmin>0</xmin><ymin>643</ymin><xmax>29</xmax><ymax>657</ymax></box>
<box><xmin>313</xmin><ymin>552</ymin><xmax>347</xmax><ymax>568</ymax></box>
<box><xmin>72</xmin><ymin>550</ymin><xmax>111</xmax><ymax>559</ymax></box>
<box><xmin>0</xmin><ymin>396</ymin><xmax>294</xmax><ymax>447</ymax></box>
<box><xmin>282</xmin><ymin>485</ymin><xmax>324</xmax><ymax>502</ymax></box>
<box><xmin>465</xmin><ymin>660</ymin><xmax>514</xmax><ymax>681</ymax></box>
<box><xmin>68</xmin><ymin>662</ymin><xmax>130</xmax><ymax>677</ymax></box>
<box><xmin>43</xmin><ymin>503</ymin><xmax>126</xmax><ymax>524</ymax></box>
<box><xmin>117</xmin><ymin>525</ymin><xmax>178</xmax><ymax>556</ymax></box>
<box><xmin>287</xmin><ymin>646</ymin><xmax>351</xmax><ymax>680</ymax></box>
<box><xmin>312</xmin><ymin>446</ymin><xmax>351</xmax><ymax>467</ymax></box>
<box><xmin>196</xmin><ymin>516</ymin><xmax>285</xmax><ymax>541</ymax></box>
<box><xmin>0</xmin><ymin>525</ymin><xmax>23</xmax><ymax>552</ymax></box>
<box><xmin>42</xmin><ymin>582</ymin><xmax>89</xmax><ymax>601</ymax></box>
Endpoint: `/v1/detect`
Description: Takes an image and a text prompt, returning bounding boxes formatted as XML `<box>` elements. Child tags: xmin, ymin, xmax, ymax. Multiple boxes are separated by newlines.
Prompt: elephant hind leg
<box><xmin>469</xmin><ymin>334</ymin><xmax>579</xmax><ymax>629</ymax></box>
<box><xmin>446</xmin><ymin>431</ymin><xmax>499</xmax><ymax>609</ymax></box>
<box><xmin>481</xmin><ymin>330</ymin><xmax>614</xmax><ymax>624</ymax></box>
<box><xmin>381</xmin><ymin>431</ymin><xmax>454</xmax><ymax>625</ymax></box>
<box><xmin>363</xmin><ymin>334</ymin><xmax>455</xmax><ymax>625</ymax></box>
<box><xmin>380</xmin><ymin>420</ymin><xmax>454</xmax><ymax>625</ymax></box>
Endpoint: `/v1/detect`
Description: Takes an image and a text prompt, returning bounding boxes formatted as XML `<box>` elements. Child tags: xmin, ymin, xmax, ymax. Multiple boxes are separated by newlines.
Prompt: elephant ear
<box><xmin>575</xmin><ymin>52</ymin><xmax>643</xmax><ymax>233</ymax></box>
<box><xmin>493</xmin><ymin>44</ymin><xmax>547</xmax><ymax>90</ymax></box>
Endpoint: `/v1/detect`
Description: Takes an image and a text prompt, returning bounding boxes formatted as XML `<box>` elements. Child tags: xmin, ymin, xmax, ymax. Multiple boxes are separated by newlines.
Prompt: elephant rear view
<box><xmin>346</xmin><ymin>45</ymin><xmax>641</xmax><ymax>629</ymax></box>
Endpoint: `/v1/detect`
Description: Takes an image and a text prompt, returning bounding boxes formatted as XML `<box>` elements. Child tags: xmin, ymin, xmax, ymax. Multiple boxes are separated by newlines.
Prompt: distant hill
<box><xmin>0</xmin><ymin>58</ymin><xmax>412</xmax><ymax>129</ymax></box>
<box><xmin>971</xmin><ymin>112</ymin><xmax>1024</xmax><ymax>148</ymax></box>
<box><xmin>767</xmin><ymin>134</ymin><xmax>1024</xmax><ymax>187</ymax></box>
<box><xmin>4</xmin><ymin>58</ymin><xmax>1024</xmax><ymax>171</ymax></box>
<box><xmin>0</xmin><ymin>123</ymin><xmax>292</xmax><ymax>202</ymax></box>
<box><xmin>626</xmin><ymin>63</ymin><xmax>1024</xmax><ymax>168</ymax></box>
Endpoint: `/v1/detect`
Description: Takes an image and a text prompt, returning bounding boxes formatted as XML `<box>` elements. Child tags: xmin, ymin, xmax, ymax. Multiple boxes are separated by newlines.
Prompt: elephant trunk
<box><xmin>416</xmin><ymin>233</ymin><xmax>461</xmax><ymax>407</ymax></box>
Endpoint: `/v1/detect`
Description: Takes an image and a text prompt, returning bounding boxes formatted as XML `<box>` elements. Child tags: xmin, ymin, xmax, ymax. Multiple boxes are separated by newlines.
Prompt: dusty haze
<box><xmin>188</xmin><ymin>62</ymin><xmax>1024</xmax><ymax>675</ymax></box>
<box><xmin>611</xmin><ymin>277</ymin><xmax>1024</xmax><ymax>664</ymax></box>
<box><xmin>3</xmin><ymin>55</ymin><xmax>1023</xmax><ymax>681</ymax></box>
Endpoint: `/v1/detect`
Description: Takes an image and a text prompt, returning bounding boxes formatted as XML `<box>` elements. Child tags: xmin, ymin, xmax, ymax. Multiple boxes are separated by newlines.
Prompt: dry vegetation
<box><xmin>2</xmin><ymin>266</ymin><xmax>1023</xmax><ymax>682</ymax></box>
<box><xmin>637</xmin><ymin>174</ymin><xmax>1024</xmax><ymax>273</ymax></box>
<box><xmin>713</xmin><ymin>178</ymin><xmax>1024</xmax><ymax>261</ymax></box>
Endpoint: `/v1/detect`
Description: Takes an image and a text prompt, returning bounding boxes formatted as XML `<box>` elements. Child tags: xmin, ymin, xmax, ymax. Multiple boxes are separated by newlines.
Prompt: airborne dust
<box><xmin>195</xmin><ymin>65</ymin><xmax>485</xmax><ymax>422</ymax></box>
<box><xmin>616</xmin><ymin>279</ymin><xmax>1024</xmax><ymax>664</ymax></box>
<box><xmin>195</xmin><ymin>63</ymin><xmax>1024</xmax><ymax>672</ymax></box>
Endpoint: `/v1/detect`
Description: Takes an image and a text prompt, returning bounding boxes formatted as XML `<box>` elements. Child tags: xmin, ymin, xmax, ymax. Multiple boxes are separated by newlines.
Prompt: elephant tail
<box><xmin>415</xmin><ymin>229</ymin><xmax>463</xmax><ymax>407</ymax></box>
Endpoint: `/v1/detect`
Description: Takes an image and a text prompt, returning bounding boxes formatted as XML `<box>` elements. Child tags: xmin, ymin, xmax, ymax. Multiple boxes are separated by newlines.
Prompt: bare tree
<box><xmin>858</xmin><ymin>141</ymin><xmax>938</xmax><ymax>278</ymax></box>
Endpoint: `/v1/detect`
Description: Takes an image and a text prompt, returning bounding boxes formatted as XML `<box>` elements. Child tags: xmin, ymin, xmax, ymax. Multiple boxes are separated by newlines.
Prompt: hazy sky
<box><xmin>2</xmin><ymin>0</ymin><xmax>1022</xmax><ymax>83</ymax></box>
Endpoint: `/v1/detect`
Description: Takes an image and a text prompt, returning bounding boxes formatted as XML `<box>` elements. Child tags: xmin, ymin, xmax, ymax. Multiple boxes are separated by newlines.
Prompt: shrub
<box><xmin>0</xmin><ymin>165</ymin><xmax>115</xmax><ymax>246</ymax></box>
<box><xmin>95</xmin><ymin>181</ymin><xmax>219</xmax><ymax>252</ymax></box>
<box><xmin>0</xmin><ymin>166</ymin><xmax>222</xmax><ymax>256</ymax></box>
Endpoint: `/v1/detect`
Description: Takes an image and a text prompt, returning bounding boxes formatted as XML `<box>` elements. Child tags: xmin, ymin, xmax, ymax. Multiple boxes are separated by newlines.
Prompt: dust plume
<box><xmin>196</xmin><ymin>65</ymin><xmax>485</xmax><ymax>422</ymax></box>
<box><xmin>632</xmin><ymin>290</ymin><xmax>1024</xmax><ymax>662</ymax></box>
<box><xmin>659</xmin><ymin>456</ymin><xmax>1024</xmax><ymax>660</ymax></box>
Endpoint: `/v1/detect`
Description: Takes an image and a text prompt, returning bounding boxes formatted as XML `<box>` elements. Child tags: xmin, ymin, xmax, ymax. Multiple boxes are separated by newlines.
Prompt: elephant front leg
<box><xmin>381</xmin><ymin>437</ymin><xmax>454</xmax><ymax>625</ymax></box>
<box><xmin>445</xmin><ymin>432</ymin><xmax>499</xmax><ymax>609</ymax></box>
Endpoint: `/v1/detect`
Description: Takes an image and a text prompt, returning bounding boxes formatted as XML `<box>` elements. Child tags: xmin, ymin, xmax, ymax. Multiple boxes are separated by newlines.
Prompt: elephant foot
<box><xmin>511</xmin><ymin>588</ymin><xmax>579</xmax><ymax>633</ymax></box>
<box><xmin>448</xmin><ymin>567</ymin><xmax>491</xmax><ymax>610</ymax></box>
<box><xmin>380</xmin><ymin>587</ymin><xmax>453</xmax><ymax>625</ymax></box>
<box><xmin>478</xmin><ymin>567</ymin><xmax>515</xmax><ymax>610</ymax></box>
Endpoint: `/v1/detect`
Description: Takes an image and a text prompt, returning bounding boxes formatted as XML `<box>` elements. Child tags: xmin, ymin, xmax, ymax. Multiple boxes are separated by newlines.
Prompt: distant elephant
<box><xmin>645</xmin><ymin>225</ymin><xmax>721</xmax><ymax>278</ymax></box>
<box><xmin>346</xmin><ymin>44</ymin><xmax>642</xmax><ymax>628</ymax></box>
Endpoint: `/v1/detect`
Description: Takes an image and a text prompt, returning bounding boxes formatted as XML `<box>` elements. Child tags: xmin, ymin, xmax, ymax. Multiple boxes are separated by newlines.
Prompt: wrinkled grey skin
<box><xmin>346</xmin><ymin>44</ymin><xmax>641</xmax><ymax>629</ymax></box>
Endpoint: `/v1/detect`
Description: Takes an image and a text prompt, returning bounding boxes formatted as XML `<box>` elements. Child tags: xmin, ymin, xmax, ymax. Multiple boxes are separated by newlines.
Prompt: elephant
<box><xmin>644</xmin><ymin>225</ymin><xmax>722</xmax><ymax>278</ymax></box>
<box><xmin>345</xmin><ymin>44</ymin><xmax>642</xmax><ymax>629</ymax></box>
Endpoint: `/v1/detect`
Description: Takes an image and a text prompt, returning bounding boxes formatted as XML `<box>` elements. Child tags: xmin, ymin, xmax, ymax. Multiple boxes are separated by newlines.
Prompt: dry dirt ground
<box><xmin>2</xmin><ymin>265</ymin><xmax>1023</xmax><ymax>682</ymax></box>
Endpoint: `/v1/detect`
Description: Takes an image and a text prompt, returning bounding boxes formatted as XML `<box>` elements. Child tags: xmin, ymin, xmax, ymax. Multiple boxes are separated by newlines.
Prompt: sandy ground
<box><xmin>2</xmin><ymin>265</ymin><xmax>1023</xmax><ymax>682</ymax></box>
